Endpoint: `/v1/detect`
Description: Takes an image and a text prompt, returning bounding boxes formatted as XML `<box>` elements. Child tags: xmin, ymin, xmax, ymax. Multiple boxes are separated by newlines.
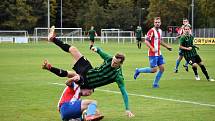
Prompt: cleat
<box><xmin>48</xmin><ymin>25</ymin><xmax>56</xmax><ymax>41</ymax></box>
<box><xmin>134</xmin><ymin>68</ymin><xmax>140</xmax><ymax>80</ymax></box>
<box><xmin>153</xmin><ymin>84</ymin><xmax>159</xmax><ymax>88</ymax></box>
<box><xmin>84</xmin><ymin>114</ymin><xmax>104</xmax><ymax>121</ymax></box>
<box><xmin>208</xmin><ymin>78</ymin><xmax>215</xmax><ymax>82</ymax></box>
<box><xmin>42</xmin><ymin>60</ymin><xmax>52</xmax><ymax>70</ymax></box>
<box><xmin>90</xmin><ymin>45</ymin><xmax>93</xmax><ymax>50</ymax></box>
<box><xmin>183</xmin><ymin>65</ymin><xmax>188</xmax><ymax>72</ymax></box>
<box><xmin>195</xmin><ymin>75</ymin><xmax>200</xmax><ymax>80</ymax></box>
<box><xmin>174</xmin><ymin>69</ymin><xmax>178</xmax><ymax>73</ymax></box>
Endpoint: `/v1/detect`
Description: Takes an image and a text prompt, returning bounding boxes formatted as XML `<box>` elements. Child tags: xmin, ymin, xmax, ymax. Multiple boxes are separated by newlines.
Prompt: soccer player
<box><xmin>179</xmin><ymin>24</ymin><xmax>214</xmax><ymax>81</ymax></box>
<box><xmin>133</xmin><ymin>17</ymin><xmax>172</xmax><ymax>88</ymax></box>
<box><xmin>43</xmin><ymin>26</ymin><xmax>135</xmax><ymax>118</ymax></box>
<box><xmin>56</xmin><ymin>81</ymin><xmax>104</xmax><ymax>121</ymax></box>
<box><xmin>174</xmin><ymin>18</ymin><xmax>191</xmax><ymax>73</ymax></box>
<box><xmin>135</xmin><ymin>26</ymin><xmax>143</xmax><ymax>49</ymax></box>
<box><xmin>87</xmin><ymin>26</ymin><xmax>97</xmax><ymax>49</ymax></box>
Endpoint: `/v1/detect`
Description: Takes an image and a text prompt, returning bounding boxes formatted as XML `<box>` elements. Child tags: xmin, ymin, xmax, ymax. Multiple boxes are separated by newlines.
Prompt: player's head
<box><xmin>183</xmin><ymin>24</ymin><xmax>191</xmax><ymax>35</ymax></box>
<box><xmin>154</xmin><ymin>17</ymin><xmax>161</xmax><ymax>28</ymax></box>
<box><xmin>111</xmin><ymin>53</ymin><xmax>125</xmax><ymax>68</ymax></box>
<box><xmin>80</xmin><ymin>88</ymin><xmax>94</xmax><ymax>96</ymax></box>
<box><xmin>183</xmin><ymin>18</ymin><xmax>189</xmax><ymax>25</ymax></box>
<box><xmin>91</xmin><ymin>26</ymin><xmax>94</xmax><ymax>30</ymax></box>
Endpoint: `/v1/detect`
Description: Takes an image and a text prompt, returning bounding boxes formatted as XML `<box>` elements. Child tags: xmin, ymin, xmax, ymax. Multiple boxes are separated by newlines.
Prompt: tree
<box><xmin>27</xmin><ymin>0</ymin><xmax>48</xmax><ymax>28</ymax></box>
<box><xmin>106</xmin><ymin>0</ymin><xmax>136</xmax><ymax>30</ymax></box>
<box><xmin>196</xmin><ymin>0</ymin><xmax>215</xmax><ymax>28</ymax></box>
<box><xmin>147</xmin><ymin>0</ymin><xmax>188</xmax><ymax>29</ymax></box>
<box><xmin>0</xmin><ymin>0</ymin><xmax>38</xmax><ymax>30</ymax></box>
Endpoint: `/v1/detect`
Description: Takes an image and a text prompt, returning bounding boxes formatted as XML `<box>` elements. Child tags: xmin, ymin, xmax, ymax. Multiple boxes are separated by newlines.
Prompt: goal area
<box><xmin>100</xmin><ymin>29</ymin><xmax>134</xmax><ymax>43</ymax></box>
<box><xmin>34</xmin><ymin>27</ymin><xmax>83</xmax><ymax>43</ymax></box>
<box><xmin>0</xmin><ymin>30</ymin><xmax>28</xmax><ymax>43</ymax></box>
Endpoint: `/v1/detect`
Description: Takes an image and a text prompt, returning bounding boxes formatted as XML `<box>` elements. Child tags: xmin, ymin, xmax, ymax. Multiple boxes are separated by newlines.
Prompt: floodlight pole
<box><xmin>48</xmin><ymin>0</ymin><xmax>50</xmax><ymax>28</ymax></box>
<box><xmin>61</xmin><ymin>0</ymin><xmax>63</xmax><ymax>36</ymax></box>
<box><xmin>139</xmin><ymin>8</ymin><xmax>145</xmax><ymax>26</ymax></box>
<box><xmin>191</xmin><ymin>0</ymin><xmax>194</xmax><ymax>34</ymax></box>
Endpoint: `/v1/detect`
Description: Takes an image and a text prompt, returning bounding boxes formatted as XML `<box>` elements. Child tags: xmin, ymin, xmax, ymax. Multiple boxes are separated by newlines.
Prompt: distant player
<box><xmin>133</xmin><ymin>17</ymin><xmax>172</xmax><ymax>88</ymax></box>
<box><xmin>43</xmin><ymin>26</ymin><xmax>135</xmax><ymax>118</ymax></box>
<box><xmin>179</xmin><ymin>24</ymin><xmax>214</xmax><ymax>81</ymax></box>
<box><xmin>87</xmin><ymin>26</ymin><xmax>97</xmax><ymax>49</ymax></box>
<box><xmin>135</xmin><ymin>26</ymin><xmax>143</xmax><ymax>49</ymax></box>
<box><xmin>174</xmin><ymin>18</ymin><xmax>191</xmax><ymax>73</ymax></box>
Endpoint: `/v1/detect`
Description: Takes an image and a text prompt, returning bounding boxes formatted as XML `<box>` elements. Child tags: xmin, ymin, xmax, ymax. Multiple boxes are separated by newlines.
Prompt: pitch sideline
<box><xmin>51</xmin><ymin>82</ymin><xmax>215</xmax><ymax>108</ymax></box>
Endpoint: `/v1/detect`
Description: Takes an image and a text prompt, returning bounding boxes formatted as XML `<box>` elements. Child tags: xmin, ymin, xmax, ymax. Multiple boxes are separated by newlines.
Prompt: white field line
<box><xmin>51</xmin><ymin>82</ymin><xmax>215</xmax><ymax>108</ymax></box>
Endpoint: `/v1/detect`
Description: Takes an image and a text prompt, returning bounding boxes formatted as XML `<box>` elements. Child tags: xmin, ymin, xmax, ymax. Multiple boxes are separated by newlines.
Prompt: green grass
<box><xmin>0</xmin><ymin>41</ymin><xmax>215</xmax><ymax>121</ymax></box>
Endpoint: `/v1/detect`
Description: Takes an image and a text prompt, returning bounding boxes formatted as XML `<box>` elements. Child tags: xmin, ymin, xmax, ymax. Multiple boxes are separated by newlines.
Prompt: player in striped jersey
<box><xmin>179</xmin><ymin>24</ymin><xmax>214</xmax><ymax>81</ymax></box>
<box><xmin>133</xmin><ymin>17</ymin><xmax>172</xmax><ymax>88</ymax></box>
<box><xmin>58</xmin><ymin>82</ymin><xmax>104</xmax><ymax>121</ymax></box>
<box><xmin>43</xmin><ymin>26</ymin><xmax>135</xmax><ymax>118</ymax></box>
<box><xmin>174</xmin><ymin>18</ymin><xmax>191</xmax><ymax>73</ymax></box>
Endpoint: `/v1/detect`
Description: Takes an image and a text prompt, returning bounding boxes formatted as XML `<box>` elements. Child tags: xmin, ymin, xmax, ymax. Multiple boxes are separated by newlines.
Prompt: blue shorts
<box><xmin>60</xmin><ymin>100</ymin><xmax>82</xmax><ymax>120</ymax></box>
<box><xmin>149</xmin><ymin>55</ymin><xmax>165</xmax><ymax>68</ymax></box>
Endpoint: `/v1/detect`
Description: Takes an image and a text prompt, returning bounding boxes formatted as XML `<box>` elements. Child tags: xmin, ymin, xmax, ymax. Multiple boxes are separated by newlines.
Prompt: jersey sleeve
<box><xmin>179</xmin><ymin>36</ymin><xmax>185</xmax><ymax>46</ymax></box>
<box><xmin>96</xmin><ymin>47</ymin><xmax>112</xmax><ymax>61</ymax></box>
<box><xmin>146</xmin><ymin>29</ymin><xmax>154</xmax><ymax>42</ymax></box>
<box><xmin>115</xmin><ymin>68</ymin><xmax>129</xmax><ymax>110</ymax></box>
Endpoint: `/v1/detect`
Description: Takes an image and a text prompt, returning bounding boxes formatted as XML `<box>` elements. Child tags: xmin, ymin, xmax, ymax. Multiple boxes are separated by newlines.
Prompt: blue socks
<box><xmin>86</xmin><ymin>103</ymin><xmax>97</xmax><ymax>116</ymax></box>
<box><xmin>175</xmin><ymin>59</ymin><xmax>180</xmax><ymax>70</ymax></box>
<box><xmin>153</xmin><ymin>71</ymin><xmax>163</xmax><ymax>85</ymax></box>
<box><xmin>138</xmin><ymin>67</ymin><xmax>152</xmax><ymax>73</ymax></box>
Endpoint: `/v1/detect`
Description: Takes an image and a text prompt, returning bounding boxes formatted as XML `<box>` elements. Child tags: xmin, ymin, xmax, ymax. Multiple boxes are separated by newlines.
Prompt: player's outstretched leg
<box><xmin>48</xmin><ymin>26</ymin><xmax>71</xmax><ymax>53</ymax></box>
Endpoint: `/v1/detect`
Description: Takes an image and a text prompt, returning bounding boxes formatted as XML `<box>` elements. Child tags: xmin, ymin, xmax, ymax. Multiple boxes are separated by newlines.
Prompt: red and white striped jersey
<box><xmin>178</xmin><ymin>25</ymin><xmax>192</xmax><ymax>35</ymax></box>
<box><xmin>58</xmin><ymin>82</ymin><xmax>80</xmax><ymax>108</ymax></box>
<box><xmin>146</xmin><ymin>27</ymin><xmax>162</xmax><ymax>56</ymax></box>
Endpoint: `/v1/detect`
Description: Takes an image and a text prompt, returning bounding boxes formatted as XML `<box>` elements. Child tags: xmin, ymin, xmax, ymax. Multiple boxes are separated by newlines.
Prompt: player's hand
<box><xmin>42</xmin><ymin>60</ymin><xmax>52</xmax><ymax>70</ymax></box>
<box><xmin>150</xmin><ymin>48</ymin><xmax>156</xmax><ymax>53</ymax></box>
<box><xmin>65</xmin><ymin>75</ymin><xmax>80</xmax><ymax>86</ymax></box>
<box><xmin>125</xmin><ymin>110</ymin><xmax>135</xmax><ymax>118</ymax></box>
<box><xmin>187</xmin><ymin>47</ymin><xmax>192</xmax><ymax>50</ymax></box>
<box><xmin>91</xmin><ymin>47</ymin><xmax>97</xmax><ymax>52</ymax></box>
<box><xmin>167</xmin><ymin>47</ymin><xmax>172</xmax><ymax>51</ymax></box>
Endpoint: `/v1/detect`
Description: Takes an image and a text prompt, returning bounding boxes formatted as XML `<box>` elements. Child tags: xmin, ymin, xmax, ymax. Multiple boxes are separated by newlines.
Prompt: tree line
<box><xmin>0</xmin><ymin>0</ymin><xmax>214</xmax><ymax>33</ymax></box>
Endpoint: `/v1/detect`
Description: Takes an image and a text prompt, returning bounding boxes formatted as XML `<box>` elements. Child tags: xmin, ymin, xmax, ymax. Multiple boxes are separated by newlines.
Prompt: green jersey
<box><xmin>88</xmin><ymin>29</ymin><xmax>96</xmax><ymax>40</ymax></box>
<box><xmin>179</xmin><ymin>35</ymin><xmax>197</xmax><ymax>59</ymax></box>
<box><xmin>85</xmin><ymin>48</ymin><xmax>124</xmax><ymax>89</ymax></box>
<box><xmin>135</xmin><ymin>28</ymin><xmax>142</xmax><ymax>39</ymax></box>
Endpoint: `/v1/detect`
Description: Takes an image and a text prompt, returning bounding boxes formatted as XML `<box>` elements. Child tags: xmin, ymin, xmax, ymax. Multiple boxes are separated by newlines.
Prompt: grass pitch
<box><xmin>0</xmin><ymin>41</ymin><xmax>215</xmax><ymax>121</ymax></box>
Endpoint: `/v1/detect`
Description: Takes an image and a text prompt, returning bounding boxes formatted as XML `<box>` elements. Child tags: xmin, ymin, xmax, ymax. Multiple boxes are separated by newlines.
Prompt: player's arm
<box><xmin>115</xmin><ymin>69</ymin><xmax>135</xmax><ymax>117</ymax></box>
<box><xmin>145</xmin><ymin>37</ymin><xmax>155</xmax><ymax>52</ymax></box>
<box><xmin>192</xmin><ymin>45</ymin><xmax>199</xmax><ymax>50</ymax></box>
<box><xmin>160</xmin><ymin>40</ymin><xmax>172</xmax><ymax>51</ymax></box>
<box><xmin>91</xmin><ymin>47</ymin><xmax>111</xmax><ymax>60</ymax></box>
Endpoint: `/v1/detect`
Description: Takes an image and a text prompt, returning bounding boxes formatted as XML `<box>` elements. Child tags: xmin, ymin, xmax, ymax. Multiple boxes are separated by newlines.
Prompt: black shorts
<box><xmin>90</xmin><ymin>38</ymin><xmax>95</xmax><ymax>42</ymax></box>
<box><xmin>73</xmin><ymin>56</ymin><xmax>93</xmax><ymax>87</ymax></box>
<box><xmin>185</xmin><ymin>55</ymin><xmax>202</xmax><ymax>65</ymax></box>
<box><xmin>136</xmin><ymin>38</ymin><xmax>141</xmax><ymax>42</ymax></box>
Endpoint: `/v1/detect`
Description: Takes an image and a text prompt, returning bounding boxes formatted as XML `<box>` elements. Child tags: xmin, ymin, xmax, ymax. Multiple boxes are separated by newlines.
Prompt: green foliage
<box><xmin>106</xmin><ymin>0</ymin><xmax>136</xmax><ymax>30</ymax></box>
<box><xmin>0</xmin><ymin>0</ymin><xmax>38</xmax><ymax>30</ymax></box>
<box><xmin>147</xmin><ymin>0</ymin><xmax>188</xmax><ymax>29</ymax></box>
<box><xmin>50</xmin><ymin>0</ymin><xmax>57</xmax><ymax>26</ymax></box>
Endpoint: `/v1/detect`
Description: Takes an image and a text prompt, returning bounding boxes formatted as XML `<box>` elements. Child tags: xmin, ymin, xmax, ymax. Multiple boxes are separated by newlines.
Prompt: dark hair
<box><xmin>154</xmin><ymin>17</ymin><xmax>161</xmax><ymax>21</ymax></box>
<box><xmin>115</xmin><ymin>53</ymin><xmax>125</xmax><ymax>64</ymax></box>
